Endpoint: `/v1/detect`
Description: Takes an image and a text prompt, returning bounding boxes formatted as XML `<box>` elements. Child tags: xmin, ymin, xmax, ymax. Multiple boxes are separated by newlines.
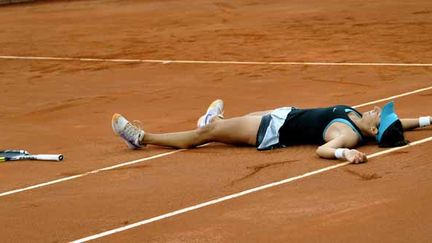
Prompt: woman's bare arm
<box><xmin>401</xmin><ymin>116</ymin><xmax>431</xmax><ymax>131</ymax></box>
<box><xmin>316</xmin><ymin>133</ymin><xmax>367</xmax><ymax>164</ymax></box>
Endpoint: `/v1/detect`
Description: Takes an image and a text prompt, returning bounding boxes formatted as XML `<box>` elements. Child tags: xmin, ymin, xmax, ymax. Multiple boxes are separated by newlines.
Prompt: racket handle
<box><xmin>34</xmin><ymin>154</ymin><xmax>64</xmax><ymax>161</ymax></box>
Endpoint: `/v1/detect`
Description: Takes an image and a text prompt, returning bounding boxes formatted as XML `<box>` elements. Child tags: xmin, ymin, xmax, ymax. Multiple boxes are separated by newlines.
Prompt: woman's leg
<box><xmin>112</xmin><ymin>99</ymin><xmax>268</xmax><ymax>149</ymax></box>
<box><xmin>142</xmin><ymin>115</ymin><xmax>262</xmax><ymax>149</ymax></box>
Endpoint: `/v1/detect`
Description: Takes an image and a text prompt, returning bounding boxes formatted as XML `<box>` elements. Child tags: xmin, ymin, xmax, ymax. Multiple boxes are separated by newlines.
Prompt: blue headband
<box><xmin>376</xmin><ymin>101</ymin><xmax>399</xmax><ymax>142</ymax></box>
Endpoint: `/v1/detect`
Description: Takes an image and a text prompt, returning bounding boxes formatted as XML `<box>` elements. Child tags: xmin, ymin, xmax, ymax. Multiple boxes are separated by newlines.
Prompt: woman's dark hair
<box><xmin>378</xmin><ymin>120</ymin><xmax>408</xmax><ymax>147</ymax></box>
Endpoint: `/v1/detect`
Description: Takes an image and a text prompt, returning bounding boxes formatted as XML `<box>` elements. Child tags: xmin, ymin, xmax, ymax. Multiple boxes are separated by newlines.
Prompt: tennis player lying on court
<box><xmin>112</xmin><ymin>100</ymin><xmax>431</xmax><ymax>164</ymax></box>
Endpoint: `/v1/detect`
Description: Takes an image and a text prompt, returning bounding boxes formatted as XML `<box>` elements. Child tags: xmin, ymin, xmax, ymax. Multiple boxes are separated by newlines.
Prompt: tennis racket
<box><xmin>0</xmin><ymin>150</ymin><xmax>63</xmax><ymax>162</ymax></box>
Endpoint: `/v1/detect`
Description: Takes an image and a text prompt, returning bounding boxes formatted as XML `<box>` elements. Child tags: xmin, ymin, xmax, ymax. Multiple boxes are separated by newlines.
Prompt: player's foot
<box><xmin>197</xmin><ymin>99</ymin><xmax>224</xmax><ymax>128</ymax></box>
<box><xmin>112</xmin><ymin>113</ymin><xmax>145</xmax><ymax>149</ymax></box>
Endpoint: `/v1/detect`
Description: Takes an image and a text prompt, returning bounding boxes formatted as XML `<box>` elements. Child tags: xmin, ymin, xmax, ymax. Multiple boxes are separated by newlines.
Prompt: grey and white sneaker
<box><xmin>112</xmin><ymin>113</ymin><xmax>145</xmax><ymax>149</ymax></box>
<box><xmin>197</xmin><ymin>99</ymin><xmax>224</xmax><ymax>128</ymax></box>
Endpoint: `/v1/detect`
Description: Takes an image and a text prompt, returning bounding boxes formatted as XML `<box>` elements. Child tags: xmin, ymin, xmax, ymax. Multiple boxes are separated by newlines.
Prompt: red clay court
<box><xmin>0</xmin><ymin>0</ymin><xmax>432</xmax><ymax>242</ymax></box>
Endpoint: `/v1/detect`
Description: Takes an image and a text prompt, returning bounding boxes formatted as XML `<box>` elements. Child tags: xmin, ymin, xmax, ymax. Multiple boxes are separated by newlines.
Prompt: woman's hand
<box><xmin>344</xmin><ymin>149</ymin><xmax>367</xmax><ymax>164</ymax></box>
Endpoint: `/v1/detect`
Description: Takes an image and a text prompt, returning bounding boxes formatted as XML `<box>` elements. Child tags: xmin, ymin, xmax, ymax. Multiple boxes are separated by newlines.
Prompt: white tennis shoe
<box><xmin>112</xmin><ymin>113</ymin><xmax>145</xmax><ymax>149</ymax></box>
<box><xmin>197</xmin><ymin>99</ymin><xmax>224</xmax><ymax>128</ymax></box>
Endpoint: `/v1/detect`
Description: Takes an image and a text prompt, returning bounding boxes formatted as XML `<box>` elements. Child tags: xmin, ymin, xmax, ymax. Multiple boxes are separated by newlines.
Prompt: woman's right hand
<box><xmin>344</xmin><ymin>149</ymin><xmax>367</xmax><ymax>164</ymax></box>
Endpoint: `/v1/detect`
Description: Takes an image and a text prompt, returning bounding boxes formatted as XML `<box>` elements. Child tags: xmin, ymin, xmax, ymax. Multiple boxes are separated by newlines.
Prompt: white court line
<box><xmin>72</xmin><ymin>135</ymin><xmax>432</xmax><ymax>243</ymax></box>
<box><xmin>353</xmin><ymin>86</ymin><xmax>432</xmax><ymax>108</ymax></box>
<box><xmin>0</xmin><ymin>85</ymin><xmax>431</xmax><ymax>198</ymax></box>
<box><xmin>1</xmin><ymin>55</ymin><xmax>432</xmax><ymax>67</ymax></box>
<box><xmin>0</xmin><ymin>150</ymin><xmax>184</xmax><ymax>197</ymax></box>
